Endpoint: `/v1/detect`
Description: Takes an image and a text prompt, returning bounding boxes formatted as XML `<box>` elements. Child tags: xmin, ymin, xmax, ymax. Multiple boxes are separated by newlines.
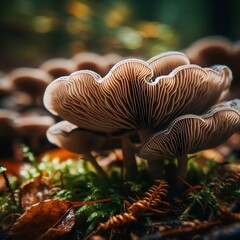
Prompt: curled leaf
<box><xmin>9</xmin><ymin>199</ymin><xmax>75</xmax><ymax>240</ymax></box>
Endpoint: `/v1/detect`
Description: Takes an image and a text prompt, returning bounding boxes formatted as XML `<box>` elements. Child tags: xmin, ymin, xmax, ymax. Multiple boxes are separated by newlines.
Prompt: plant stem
<box><xmin>0</xmin><ymin>165</ymin><xmax>17</xmax><ymax>206</ymax></box>
<box><xmin>121</xmin><ymin>134</ymin><xmax>138</xmax><ymax>179</ymax></box>
<box><xmin>84</xmin><ymin>154</ymin><xmax>108</xmax><ymax>178</ymax></box>
<box><xmin>138</xmin><ymin>128</ymin><xmax>153</xmax><ymax>143</ymax></box>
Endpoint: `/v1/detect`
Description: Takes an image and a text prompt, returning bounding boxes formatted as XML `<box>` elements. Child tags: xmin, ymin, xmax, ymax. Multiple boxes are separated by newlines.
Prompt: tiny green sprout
<box><xmin>21</xmin><ymin>144</ymin><xmax>40</xmax><ymax>172</ymax></box>
<box><xmin>0</xmin><ymin>164</ymin><xmax>7</xmax><ymax>173</ymax></box>
<box><xmin>0</xmin><ymin>164</ymin><xmax>17</xmax><ymax>206</ymax></box>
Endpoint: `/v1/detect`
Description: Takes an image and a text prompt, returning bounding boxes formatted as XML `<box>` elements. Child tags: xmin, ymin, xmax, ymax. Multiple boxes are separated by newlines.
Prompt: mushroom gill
<box><xmin>46</xmin><ymin>120</ymin><xmax>109</xmax><ymax>178</ymax></box>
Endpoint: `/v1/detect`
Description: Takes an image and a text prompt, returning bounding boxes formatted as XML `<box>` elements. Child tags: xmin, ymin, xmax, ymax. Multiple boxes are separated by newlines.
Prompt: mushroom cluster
<box><xmin>43</xmin><ymin>51</ymin><xmax>236</xmax><ymax>180</ymax></box>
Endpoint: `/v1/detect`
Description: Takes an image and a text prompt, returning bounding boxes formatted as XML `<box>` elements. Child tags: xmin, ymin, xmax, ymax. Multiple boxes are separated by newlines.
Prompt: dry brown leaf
<box><xmin>20</xmin><ymin>173</ymin><xmax>50</xmax><ymax>211</ymax></box>
<box><xmin>9</xmin><ymin>199</ymin><xmax>75</xmax><ymax>240</ymax></box>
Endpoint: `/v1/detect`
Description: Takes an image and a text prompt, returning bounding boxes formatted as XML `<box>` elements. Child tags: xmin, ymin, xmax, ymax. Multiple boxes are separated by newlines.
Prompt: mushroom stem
<box><xmin>121</xmin><ymin>134</ymin><xmax>138</xmax><ymax>179</ymax></box>
<box><xmin>139</xmin><ymin>128</ymin><xmax>153</xmax><ymax>143</ymax></box>
<box><xmin>84</xmin><ymin>153</ymin><xmax>108</xmax><ymax>178</ymax></box>
<box><xmin>139</xmin><ymin>128</ymin><xmax>164</xmax><ymax>179</ymax></box>
<box><xmin>176</xmin><ymin>154</ymin><xmax>189</xmax><ymax>183</ymax></box>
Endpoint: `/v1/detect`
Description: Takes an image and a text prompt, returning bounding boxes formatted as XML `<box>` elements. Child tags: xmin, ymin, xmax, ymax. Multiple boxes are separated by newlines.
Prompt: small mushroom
<box><xmin>139</xmin><ymin>99</ymin><xmax>240</xmax><ymax>181</ymax></box>
<box><xmin>0</xmin><ymin>109</ymin><xmax>19</xmax><ymax>158</ymax></box>
<box><xmin>72</xmin><ymin>52</ymin><xmax>108</xmax><ymax>77</ymax></box>
<box><xmin>0</xmin><ymin>74</ymin><xmax>15</xmax><ymax>109</ymax></box>
<box><xmin>39</xmin><ymin>58</ymin><xmax>78</xmax><ymax>79</ymax></box>
<box><xmin>9</xmin><ymin>68</ymin><xmax>53</xmax><ymax>107</ymax></box>
<box><xmin>184</xmin><ymin>36</ymin><xmax>233</xmax><ymax>68</ymax></box>
<box><xmin>184</xmin><ymin>36</ymin><xmax>240</xmax><ymax>95</ymax></box>
<box><xmin>72</xmin><ymin>52</ymin><xmax>124</xmax><ymax>77</ymax></box>
<box><xmin>14</xmin><ymin>115</ymin><xmax>55</xmax><ymax>155</ymax></box>
<box><xmin>0</xmin><ymin>73</ymin><xmax>13</xmax><ymax>99</ymax></box>
<box><xmin>44</xmin><ymin>51</ymin><xmax>232</xmax><ymax>178</ymax></box>
<box><xmin>46</xmin><ymin>120</ymin><xmax>108</xmax><ymax>178</ymax></box>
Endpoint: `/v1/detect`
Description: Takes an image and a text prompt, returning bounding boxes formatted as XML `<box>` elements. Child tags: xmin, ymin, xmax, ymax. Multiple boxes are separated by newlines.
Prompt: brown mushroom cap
<box><xmin>39</xmin><ymin>58</ymin><xmax>78</xmax><ymax>79</ymax></box>
<box><xmin>104</xmin><ymin>53</ymin><xmax>125</xmax><ymax>70</ymax></box>
<box><xmin>9</xmin><ymin>68</ymin><xmax>53</xmax><ymax>98</ymax></box>
<box><xmin>14</xmin><ymin>115</ymin><xmax>55</xmax><ymax>136</ymax></box>
<box><xmin>184</xmin><ymin>36</ymin><xmax>240</xmax><ymax>91</ymax></box>
<box><xmin>0</xmin><ymin>109</ymin><xmax>19</xmax><ymax>158</ymax></box>
<box><xmin>139</xmin><ymin>99</ymin><xmax>240</xmax><ymax>160</ymax></box>
<box><xmin>0</xmin><ymin>74</ymin><xmax>13</xmax><ymax>97</ymax></box>
<box><xmin>44</xmin><ymin>51</ymin><xmax>232</xmax><ymax>134</ymax></box>
<box><xmin>72</xmin><ymin>52</ymin><xmax>124</xmax><ymax>77</ymax></box>
<box><xmin>72</xmin><ymin>52</ymin><xmax>108</xmax><ymax>77</ymax></box>
<box><xmin>14</xmin><ymin>115</ymin><xmax>55</xmax><ymax>153</ymax></box>
<box><xmin>233</xmin><ymin>41</ymin><xmax>240</xmax><ymax>82</ymax></box>
<box><xmin>0</xmin><ymin>109</ymin><xmax>19</xmax><ymax>137</ymax></box>
<box><xmin>46</xmin><ymin>120</ymin><xmax>107</xmax><ymax>154</ymax></box>
<box><xmin>184</xmin><ymin>36</ymin><xmax>233</xmax><ymax>67</ymax></box>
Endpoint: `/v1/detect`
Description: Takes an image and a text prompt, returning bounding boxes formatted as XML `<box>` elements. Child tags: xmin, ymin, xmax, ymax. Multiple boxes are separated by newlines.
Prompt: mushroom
<box><xmin>14</xmin><ymin>115</ymin><xmax>55</xmax><ymax>155</ymax></box>
<box><xmin>0</xmin><ymin>74</ymin><xmax>15</xmax><ymax>109</ymax></box>
<box><xmin>43</xmin><ymin>51</ymin><xmax>232</xmax><ymax>178</ymax></box>
<box><xmin>139</xmin><ymin>99</ymin><xmax>240</xmax><ymax>181</ymax></box>
<box><xmin>72</xmin><ymin>52</ymin><xmax>124</xmax><ymax>77</ymax></box>
<box><xmin>39</xmin><ymin>58</ymin><xmax>78</xmax><ymax>79</ymax></box>
<box><xmin>0</xmin><ymin>109</ymin><xmax>19</xmax><ymax>158</ymax></box>
<box><xmin>184</xmin><ymin>36</ymin><xmax>233</xmax><ymax>68</ymax></box>
<box><xmin>46</xmin><ymin>120</ymin><xmax>109</xmax><ymax>177</ymax></box>
<box><xmin>0</xmin><ymin>73</ymin><xmax>12</xmax><ymax>99</ymax></box>
<box><xmin>9</xmin><ymin>68</ymin><xmax>53</xmax><ymax>107</ymax></box>
<box><xmin>184</xmin><ymin>36</ymin><xmax>240</xmax><ymax>95</ymax></box>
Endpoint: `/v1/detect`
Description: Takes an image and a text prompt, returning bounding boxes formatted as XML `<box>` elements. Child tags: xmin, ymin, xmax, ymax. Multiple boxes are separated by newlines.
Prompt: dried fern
<box><xmin>85</xmin><ymin>180</ymin><xmax>172</xmax><ymax>239</ymax></box>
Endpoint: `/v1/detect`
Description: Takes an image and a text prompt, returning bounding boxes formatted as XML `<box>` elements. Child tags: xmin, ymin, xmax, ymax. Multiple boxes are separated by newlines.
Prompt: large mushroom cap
<box><xmin>139</xmin><ymin>99</ymin><xmax>240</xmax><ymax>160</ymax></box>
<box><xmin>44</xmin><ymin>51</ymin><xmax>232</xmax><ymax>134</ymax></box>
<box><xmin>39</xmin><ymin>58</ymin><xmax>78</xmax><ymax>79</ymax></box>
<box><xmin>46</xmin><ymin>120</ymin><xmax>107</xmax><ymax>154</ymax></box>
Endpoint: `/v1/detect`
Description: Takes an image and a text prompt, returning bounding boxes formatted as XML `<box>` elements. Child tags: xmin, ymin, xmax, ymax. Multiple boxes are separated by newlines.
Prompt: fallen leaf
<box><xmin>38</xmin><ymin>148</ymin><xmax>81</xmax><ymax>162</ymax></box>
<box><xmin>20</xmin><ymin>173</ymin><xmax>50</xmax><ymax>211</ymax></box>
<box><xmin>9</xmin><ymin>199</ymin><xmax>75</xmax><ymax>240</ymax></box>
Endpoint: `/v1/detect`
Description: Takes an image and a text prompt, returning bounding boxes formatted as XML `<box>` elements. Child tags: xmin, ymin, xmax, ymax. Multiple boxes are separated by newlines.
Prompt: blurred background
<box><xmin>1</xmin><ymin>0</ymin><xmax>240</xmax><ymax>71</ymax></box>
